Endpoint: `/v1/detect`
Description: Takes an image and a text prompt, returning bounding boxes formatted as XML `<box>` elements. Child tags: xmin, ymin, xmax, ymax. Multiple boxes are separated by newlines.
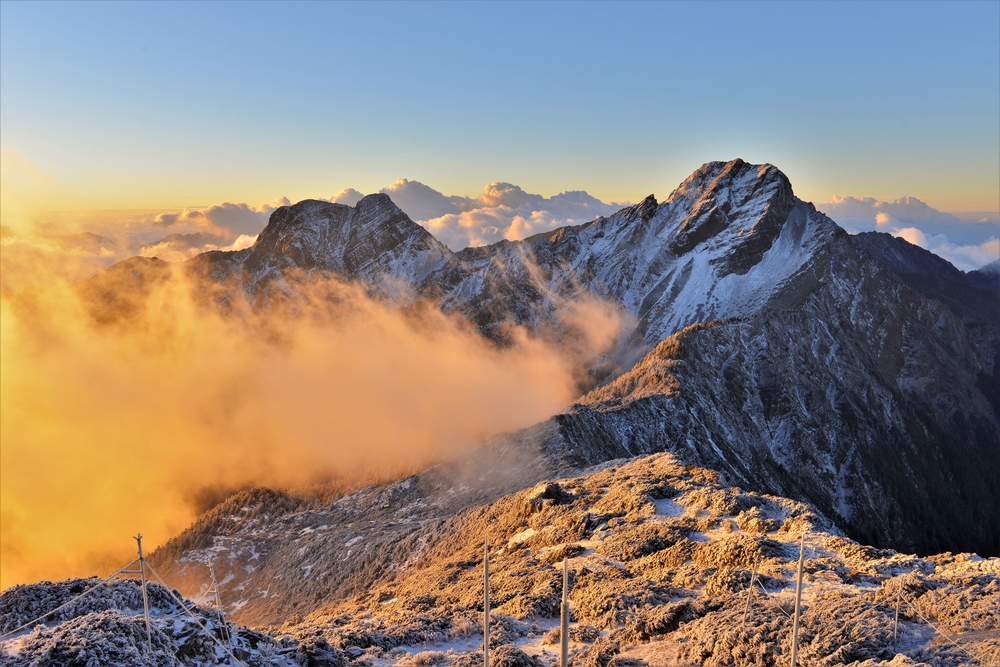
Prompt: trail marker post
<box><xmin>743</xmin><ymin>554</ymin><xmax>760</xmax><ymax>628</ymax></box>
<box><xmin>134</xmin><ymin>534</ymin><xmax>153</xmax><ymax>651</ymax></box>
<box><xmin>893</xmin><ymin>577</ymin><xmax>901</xmax><ymax>654</ymax></box>
<box><xmin>484</xmin><ymin>535</ymin><xmax>490</xmax><ymax>667</ymax></box>
<box><xmin>209</xmin><ymin>560</ymin><xmax>234</xmax><ymax>665</ymax></box>
<box><xmin>560</xmin><ymin>558</ymin><xmax>570</xmax><ymax>667</ymax></box>
<box><xmin>790</xmin><ymin>533</ymin><xmax>806</xmax><ymax>667</ymax></box>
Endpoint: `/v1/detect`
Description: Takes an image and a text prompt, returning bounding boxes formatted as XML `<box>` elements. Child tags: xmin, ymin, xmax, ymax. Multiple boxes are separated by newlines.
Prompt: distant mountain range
<box><xmin>72</xmin><ymin>159</ymin><xmax>999</xmax><ymax>627</ymax></box>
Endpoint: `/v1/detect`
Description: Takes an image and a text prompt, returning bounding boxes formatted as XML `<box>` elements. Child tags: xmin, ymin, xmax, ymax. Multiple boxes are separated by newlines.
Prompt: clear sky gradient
<box><xmin>1</xmin><ymin>1</ymin><xmax>998</xmax><ymax>214</ymax></box>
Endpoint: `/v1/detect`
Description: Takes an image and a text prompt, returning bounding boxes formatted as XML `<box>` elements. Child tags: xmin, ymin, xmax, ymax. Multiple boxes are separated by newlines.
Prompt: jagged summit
<box><xmin>242</xmin><ymin>194</ymin><xmax>452</xmax><ymax>307</ymax></box>
<box><xmin>672</xmin><ymin>159</ymin><xmax>790</xmax><ymax>195</ymax></box>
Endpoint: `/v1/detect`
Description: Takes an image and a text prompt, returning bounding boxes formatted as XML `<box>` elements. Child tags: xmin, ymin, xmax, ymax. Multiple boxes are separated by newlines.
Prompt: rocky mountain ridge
<box><xmin>67</xmin><ymin>159</ymin><xmax>1000</xmax><ymax>630</ymax></box>
<box><xmin>184</xmin><ymin>160</ymin><xmax>840</xmax><ymax>353</ymax></box>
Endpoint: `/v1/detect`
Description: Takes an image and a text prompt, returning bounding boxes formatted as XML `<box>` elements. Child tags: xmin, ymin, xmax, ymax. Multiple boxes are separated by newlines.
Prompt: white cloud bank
<box><xmin>8</xmin><ymin>183</ymin><xmax>992</xmax><ymax>291</ymax></box>
<box><xmin>818</xmin><ymin>195</ymin><xmax>999</xmax><ymax>272</ymax></box>
<box><xmin>138</xmin><ymin>198</ymin><xmax>291</xmax><ymax>261</ymax></box>
<box><xmin>2</xmin><ymin>181</ymin><xmax>629</xmax><ymax>291</ymax></box>
<box><xmin>132</xmin><ymin>180</ymin><xmax>629</xmax><ymax>261</ymax></box>
<box><xmin>334</xmin><ymin>179</ymin><xmax>630</xmax><ymax>250</ymax></box>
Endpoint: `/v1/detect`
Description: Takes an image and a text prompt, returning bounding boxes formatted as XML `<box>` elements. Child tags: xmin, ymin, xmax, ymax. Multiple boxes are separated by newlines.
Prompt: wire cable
<box><xmin>0</xmin><ymin>559</ymin><xmax>139</xmax><ymax>641</ymax></box>
<box><xmin>898</xmin><ymin>589</ymin><xmax>982</xmax><ymax>666</ymax></box>
<box><xmin>142</xmin><ymin>560</ymin><xmax>248</xmax><ymax>667</ymax></box>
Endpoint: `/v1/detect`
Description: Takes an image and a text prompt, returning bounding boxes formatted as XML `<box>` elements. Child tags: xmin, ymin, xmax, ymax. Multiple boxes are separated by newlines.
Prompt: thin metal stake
<box><xmin>134</xmin><ymin>534</ymin><xmax>153</xmax><ymax>651</ymax></box>
<box><xmin>484</xmin><ymin>535</ymin><xmax>490</xmax><ymax>667</ymax></box>
<box><xmin>893</xmin><ymin>576</ymin><xmax>901</xmax><ymax>654</ymax></box>
<box><xmin>742</xmin><ymin>554</ymin><xmax>760</xmax><ymax>628</ymax></box>
<box><xmin>560</xmin><ymin>558</ymin><xmax>570</xmax><ymax>667</ymax></box>
<box><xmin>209</xmin><ymin>560</ymin><xmax>233</xmax><ymax>666</ymax></box>
<box><xmin>790</xmin><ymin>533</ymin><xmax>806</xmax><ymax>667</ymax></box>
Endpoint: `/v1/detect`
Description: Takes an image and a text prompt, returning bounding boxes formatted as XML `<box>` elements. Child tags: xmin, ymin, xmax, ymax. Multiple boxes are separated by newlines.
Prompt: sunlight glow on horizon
<box><xmin>1</xmin><ymin>2</ymin><xmax>997</xmax><ymax>223</ymax></box>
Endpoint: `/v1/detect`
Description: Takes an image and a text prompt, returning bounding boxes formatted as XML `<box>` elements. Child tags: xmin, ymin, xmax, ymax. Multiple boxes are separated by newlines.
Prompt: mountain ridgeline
<box><xmin>94</xmin><ymin>159</ymin><xmax>1000</xmax><ymax>622</ymax></box>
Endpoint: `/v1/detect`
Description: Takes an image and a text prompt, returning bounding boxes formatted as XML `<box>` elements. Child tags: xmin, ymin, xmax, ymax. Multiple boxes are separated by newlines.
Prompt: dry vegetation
<box><xmin>4</xmin><ymin>453</ymin><xmax>994</xmax><ymax>666</ymax></box>
<box><xmin>257</xmin><ymin>454</ymin><xmax>999</xmax><ymax>667</ymax></box>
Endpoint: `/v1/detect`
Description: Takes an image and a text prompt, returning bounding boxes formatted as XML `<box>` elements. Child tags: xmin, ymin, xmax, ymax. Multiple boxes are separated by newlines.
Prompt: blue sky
<box><xmin>2</xmin><ymin>1</ymin><xmax>998</xmax><ymax>210</ymax></box>
<box><xmin>1</xmin><ymin>0</ymin><xmax>998</xmax><ymax>272</ymax></box>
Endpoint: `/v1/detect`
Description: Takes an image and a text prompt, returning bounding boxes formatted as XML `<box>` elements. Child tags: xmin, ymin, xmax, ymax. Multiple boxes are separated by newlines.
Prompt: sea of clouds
<box><xmin>2</xmin><ymin>180</ymin><xmax>997</xmax><ymax>295</ymax></box>
<box><xmin>817</xmin><ymin>195</ymin><xmax>999</xmax><ymax>272</ymax></box>
<box><xmin>332</xmin><ymin>178</ymin><xmax>630</xmax><ymax>250</ymax></box>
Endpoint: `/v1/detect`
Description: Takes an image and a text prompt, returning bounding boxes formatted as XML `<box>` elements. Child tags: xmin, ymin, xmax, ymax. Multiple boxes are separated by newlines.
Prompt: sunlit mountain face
<box><xmin>2</xmin><ymin>1</ymin><xmax>998</xmax><ymax>663</ymax></box>
<box><xmin>2</xmin><ymin>160</ymin><xmax>997</xmax><ymax>603</ymax></box>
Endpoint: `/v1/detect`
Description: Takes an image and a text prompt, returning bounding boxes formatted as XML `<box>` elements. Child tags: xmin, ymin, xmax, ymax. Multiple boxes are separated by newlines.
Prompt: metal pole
<box><xmin>209</xmin><ymin>561</ymin><xmax>224</xmax><ymax>612</ymax></box>
<box><xmin>484</xmin><ymin>535</ymin><xmax>490</xmax><ymax>667</ymax></box>
<box><xmin>742</xmin><ymin>555</ymin><xmax>760</xmax><ymax>628</ymax></box>
<box><xmin>134</xmin><ymin>534</ymin><xmax>153</xmax><ymax>651</ymax></box>
<box><xmin>560</xmin><ymin>558</ymin><xmax>569</xmax><ymax>667</ymax></box>
<box><xmin>790</xmin><ymin>533</ymin><xmax>806</xmax><ymax>667</ymax></box>
<box><xmin>893</xmin><ymin>577</ymin><xmax>901</xmax><ymax>654</ymax></box>
<box><xmin>209</xmin><ymin>560</ymin><xmax>233</xmax><ymax>666</ymax></box>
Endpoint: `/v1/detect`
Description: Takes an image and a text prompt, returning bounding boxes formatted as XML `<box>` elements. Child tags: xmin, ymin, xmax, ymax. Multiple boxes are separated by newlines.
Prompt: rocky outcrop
<box><xmin>240</xmin><ymin>195</ymin><xmax>452</xmax><ymax>309</ymax></box>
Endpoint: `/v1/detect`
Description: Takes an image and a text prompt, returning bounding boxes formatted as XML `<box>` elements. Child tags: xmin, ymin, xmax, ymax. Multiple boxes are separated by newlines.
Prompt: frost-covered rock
<box><xmin>0</xmin><ymin>578</ymin><xmax>313</xmax><ymax>666</ymax></box>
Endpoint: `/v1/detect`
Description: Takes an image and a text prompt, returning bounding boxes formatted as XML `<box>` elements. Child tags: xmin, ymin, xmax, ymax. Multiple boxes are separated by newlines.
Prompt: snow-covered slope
<box><xmin>506</xmin><ymin>160</ymin><xmax>824</xmax><ymax>343</ymax></box>
<box><xmin>0</xmin><ymin>577</ymin><xmax>338</xmax><ymax>666</ymax></box>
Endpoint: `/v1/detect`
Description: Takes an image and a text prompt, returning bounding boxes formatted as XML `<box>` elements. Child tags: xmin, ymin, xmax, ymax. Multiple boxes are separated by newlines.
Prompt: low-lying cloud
<box><xmin>0</xmin><ymin>260</ymin><xmax>625</xmax><ymax>590</ymax></box>
<box><xmin>818</xmin><ymin>195</ymin><xmax>999</xmax><ymax>272</ymax></box>
<box><xmin>153</xmin><ymin>199</ymin><xmax>289</xmax><ymax>240</ymax></box>
<box><xmin>0</xmin><ymin>199</ymin><xmax>285</xmax><ymax>292</ymax></box>
<box><xmin>138</xmin><ymin>232</ymin><xmax>259</xmax><ymax>263</ymax></box>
